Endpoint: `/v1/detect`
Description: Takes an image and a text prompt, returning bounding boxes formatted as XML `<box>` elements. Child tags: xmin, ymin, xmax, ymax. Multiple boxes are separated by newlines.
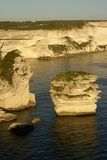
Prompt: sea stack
<box><xmin>0</xmin><ymin>49</ymin><xmax>36</xmax><ymax>110</ymax></box>
<box><xmin>50</xmin><ymin>71</ymin><xmax>101</xmax><ymax>116</ymax></box>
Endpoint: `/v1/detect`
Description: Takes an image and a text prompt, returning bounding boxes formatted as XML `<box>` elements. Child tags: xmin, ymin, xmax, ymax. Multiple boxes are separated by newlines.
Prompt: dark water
<box><xmin>0</xmin><ymin>52</ymin><xmax>107</xmax><ymax>160</ymax></box>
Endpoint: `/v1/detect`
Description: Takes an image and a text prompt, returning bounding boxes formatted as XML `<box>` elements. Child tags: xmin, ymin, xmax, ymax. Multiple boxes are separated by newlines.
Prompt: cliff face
<box><xmin>0</xmin><ymin>50</ymin><xmax>36</xmax><ymax>110</ymax></box>
<box><xmin>0</xmin><ymin>22</ymin><xmax>107</xmax><ymax>58</ymax></box>
<box><xmin>50</xmin><ymin>71</ymin><xmax>100</xmax><ymax>116</ymax></box>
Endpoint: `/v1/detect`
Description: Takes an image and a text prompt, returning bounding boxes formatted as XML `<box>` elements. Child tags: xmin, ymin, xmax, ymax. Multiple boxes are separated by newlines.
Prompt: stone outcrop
<box><xmin>0</xmin><ymin>109</ymin><xmax>17</xmax><ymax>122</ymax></box>
<box><xmin>0</xmin><ymin>49</ymin><xmax>36</xmax><ymax>110</ymax></box>
<box><xmin>31</xmin><ymin>118</ymin><xmax>41</xmax><ymax>125</ymax></box>
<box><xmin>1</xmin><ymin>21</ymin><xmax>107</xmax><ymax>58</ymax></box>
<box><xmin>50</xmin><ymin>71</ymin><xmax>101</xmax><ymax>116</ymax></box>
<box><xmin>8</xmin><ymin>122</ymin><xmax>34</xmax><ymax>135</ymax></box>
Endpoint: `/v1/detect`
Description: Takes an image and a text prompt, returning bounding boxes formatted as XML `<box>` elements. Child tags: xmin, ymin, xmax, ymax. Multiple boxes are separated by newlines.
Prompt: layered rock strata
<box><xmin>50</xmin><ymin>71</ymin><xmax>100</xmax><ymax>116</ymax></box>
<box><xmin>0</xmin><ymin>49</ymin><xmax>36</xmax><ymax>110</ymax></box>
<box><xmin>1</xmin><ymin>22</ymin><xmax>107</xmax><ymax>58</ymax></box>
<box><xmin>0</xmin><ymin>109</ymin><xmax>17</xmax><ymax>122</ymax></box>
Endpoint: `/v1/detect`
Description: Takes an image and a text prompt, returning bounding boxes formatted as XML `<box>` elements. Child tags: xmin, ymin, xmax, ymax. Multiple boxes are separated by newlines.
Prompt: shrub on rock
<box><xmin>0</xmin><ymin>49</ymin><xmax>36</xmax><ymax>110</ymax></box>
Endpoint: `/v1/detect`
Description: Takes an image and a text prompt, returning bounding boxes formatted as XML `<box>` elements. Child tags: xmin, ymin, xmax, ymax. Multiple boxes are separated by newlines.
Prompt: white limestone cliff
<box><xmin>50</xmin><ymin>71</ymin><xmax>101</xmax><ymax>116</ymax></box>
<box><xmin>0</xmin><ymin>49</ymin><xmax>36</xmax><ymax>110</ymax></box>
<box><xmin>0</xmin><ymin>22</ymin><xmax>107</xmax><ymax>58</ymax></box>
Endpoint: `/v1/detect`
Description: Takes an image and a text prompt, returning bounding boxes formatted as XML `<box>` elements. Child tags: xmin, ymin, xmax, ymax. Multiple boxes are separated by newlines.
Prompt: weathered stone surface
<box><xmin>0</xmin><ymin>50</ymin><xmax>36</xmax><ymax>110</ymax></box>
<box><xmin>50</xmin><ymin>71</ymin><xmax>101</xmax><ymax>116</ymax></box>
<box><xmin>0</xmin><ymin>111</ymin><xmax>17</xmax><ymax>122</ymax></box>
<box><xmin>0</xmin><ymin>110</ymin><xmax>6</xmax><ymax>114</ymax></box>
<box><xmin>1</xmin><ymin>22</ymin><xmax>107</xmax><ymax>58</ymax></box>
<box><xmin>8</xmin><ymin>122</ymin><xmax>34</xmax><ymax>135</ymax></box>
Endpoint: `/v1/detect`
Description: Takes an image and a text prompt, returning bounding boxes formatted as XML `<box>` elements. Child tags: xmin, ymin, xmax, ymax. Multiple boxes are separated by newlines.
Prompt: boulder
<box><xmin>0</xmin><ymin>110</ymin><xmax>17</xmax><ymax>122</ymax></box>
<box><xmin>31</xmin><ymin>118</ymin><xmax>41</xmax><ymax>125</ymax></box>
<box><xmin>0</xmin><ymin>49</ymin><xmax>36</xmax><ymax>110</ymax></box>
<box><xmin>50</xmin><ymin>71</ymin><xmax>101</xmax><ymax>116</ymax></box>
<box><xmin>8</xmin><ymin>122</ymin><xmax>34</xmax><ymax>135</ymax></box>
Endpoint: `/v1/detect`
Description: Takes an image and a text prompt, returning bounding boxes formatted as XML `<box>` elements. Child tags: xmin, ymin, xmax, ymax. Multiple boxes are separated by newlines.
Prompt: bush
<box><xmin>0</xmin><ymin>50</ymin><xmax>20</xmax><ymax>84</ymax></box>
<box><xmin>53</xmin><ymin>71</ymin><xmax>92</xmax><ymax>81</ymax></box>
<box><xmin>48</xmin><ymin>44</ymin><xmax>68</xmax><ymax>55</ymax></box>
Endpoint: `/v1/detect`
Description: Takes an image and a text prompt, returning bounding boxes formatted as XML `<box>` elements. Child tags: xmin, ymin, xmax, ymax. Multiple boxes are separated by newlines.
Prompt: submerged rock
<box><xmin>8</xmin><ymin>122</ymin><xmax>34</xmax><ymax>135</ymax></box>
<box><xmin>0</xmin><ymin>49</ymin><xmax>36</xmax><ymax>110</ymax></box>
<box><xmin>50</xmin><ymin>71</ymin><xmax>101</xmax><ymax>116</ymax></box>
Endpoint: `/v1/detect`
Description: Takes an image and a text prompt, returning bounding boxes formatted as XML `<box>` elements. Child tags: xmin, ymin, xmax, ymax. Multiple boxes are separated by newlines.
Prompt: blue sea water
<box><xmin>0</xmin><ymin>52</ymin><xmax>107</xmax><ymax>160</ymax></box>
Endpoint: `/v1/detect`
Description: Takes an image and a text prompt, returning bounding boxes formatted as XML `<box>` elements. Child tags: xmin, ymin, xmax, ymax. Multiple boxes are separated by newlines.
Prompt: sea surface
<box><xmin>0</xmin><ymin>52</ymin><xmax>107</xmax><ymax>160</ymax></box>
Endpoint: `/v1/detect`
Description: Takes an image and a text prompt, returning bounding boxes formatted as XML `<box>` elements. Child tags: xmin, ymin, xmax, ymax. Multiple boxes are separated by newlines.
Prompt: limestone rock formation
<box><xmin>0</xmin><ymin>109</ymin><xmax>17</xmax><ymax>122</ymax></box>
<box><xmin>0</xmin><ymin>49</ymin><xmax>36</xmax><ymax>110</ymax></box>
<box><xmin>50</xmin><ymin>71</ymin><xmax>101</xmax><ymax>116</ymax></box>
<box><xmin>1</xmin><ymin>21</ymin><xmax>107</xmax><ymax>58</ymax></box>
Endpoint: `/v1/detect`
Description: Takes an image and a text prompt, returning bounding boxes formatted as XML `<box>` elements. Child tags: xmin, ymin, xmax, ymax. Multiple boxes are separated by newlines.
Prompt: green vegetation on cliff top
<box><xmin>0</xmin><ymin>20</ymin><xmax>104</xmax><ymax>31</ymax></box>
<box><xmin>0</xmin><ymin>20</ymin><xmax>87</xmax><ymax>30</ymax></box>
<box><xmin>53</xmin><ymin>71</ymin><xmax>93</xmax><ymax>82</ymax></box>
<box><xmin>0</xmin><ymin>20</ymin><xmax>105</xmax><ymax>30</ymax></box>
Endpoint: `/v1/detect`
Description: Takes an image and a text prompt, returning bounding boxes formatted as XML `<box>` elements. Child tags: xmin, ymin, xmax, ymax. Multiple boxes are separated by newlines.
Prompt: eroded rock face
<box><xmin>50</xmin><ymin>71</ymin><xmax>101</xmax><ymax>116</ymax></box>
<box><xmin>0</xmin><ymin>49</ymin><xmax>36</xmax><ymax>110</ymax></box>
<box><xmin>1</xmin><ymin>22</ymin><xmax>107</xmax><ymax>58</ymax></box>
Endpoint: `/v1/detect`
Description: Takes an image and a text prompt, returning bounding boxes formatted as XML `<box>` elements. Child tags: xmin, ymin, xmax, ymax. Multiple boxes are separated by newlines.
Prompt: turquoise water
<box><xmin>0</xmin><ymin>52</ymin><xmax>107</xmax><ymax>160</ymax></box>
